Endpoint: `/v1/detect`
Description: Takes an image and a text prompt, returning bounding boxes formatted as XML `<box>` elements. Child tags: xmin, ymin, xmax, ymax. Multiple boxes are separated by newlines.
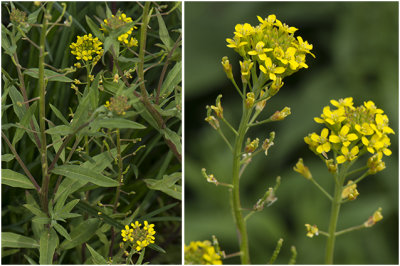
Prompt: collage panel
<box><xmin>2</xmin><ymin>1</ymin><xmax>181</xmax><ymax>264</ymax></box>
<box><xmin>184</xmin><ymin>1</ymin><xmax>398</xmax><ymax>265</ymax></box>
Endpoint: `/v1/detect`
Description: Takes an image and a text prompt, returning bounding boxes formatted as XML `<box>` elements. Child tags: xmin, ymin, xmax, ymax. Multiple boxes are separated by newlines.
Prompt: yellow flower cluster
<box><xmin>304</xmin><ymin>98</ymin><xmax>394</xmax><ymax>172</ymax></box>
<box><xmin>121</xmin><ymin>221</ymin><xmax>156</xmax><ymax>252</ymax></box>
<box><xmin>226</xmin><ymin>14</ymin><xmax>314</xmax><ymax>82</ymax></box>
<box><xmin>102</xmin><ymin>12</ymin><xmax>138</xmax><ymax>48</ymax></box>
<box><xmin>184</xmin><ymin>240</ymin><xmax>222</xmax><ymax>265</ymax></box>
<box><xmin>70</xmin><ymin>34</ymin><xmax>103</xmax><ymax>63</ymax></box>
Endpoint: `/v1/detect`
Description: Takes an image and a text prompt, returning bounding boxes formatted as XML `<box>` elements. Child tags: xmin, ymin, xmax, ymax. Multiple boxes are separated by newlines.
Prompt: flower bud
<box><xmin>270</xmin><ymin>107</ymin><xmax>291</xmax><ymax>121</ymax></box>
<box><xmin>367</xmin><ymin>153</ymin><xmax>386</xmax><ymax>174</ymax></box>
<box><xmin>364</xmin><ymin>207</ymin><xmax>383</xmax><ymax>227</ymax></box>
<box><xmin>240</xmin><ymin>59</ymin><xmax>254</xmax><ymax>84</ymax></box>
<box><xmin>245</xmin><ymin>92</ymin><xmax>255</xmax><ymax>109</ymax></box>
<box><xmin>256</xmin><ymin>89</ymin><xmax>267</xmax><ymax>112</ymax></box>
<box><xmin>221</xmin><ymin>56</ymin><xmax>233</xmax><ymax>79</ymax></box>
<box><xmin>341</xmin><ymin>181</ymin><xmax>359</xmax><ymax>201</ymax></box>
<box><xmin>210</xmin><ymin>94</ymin><xmax>224</xmax><ymax>119</ymax></box>
<box><xmin>269</xmin><ymin>77</ymin><xmax>284</xmax><ymax>96</ymax></box>
<box><xmin>262</xmin><ymin>131</ymin><xmax>275</xmax><ymax>156</ymax></box>
<box><xmin>293</xmin><ymin>158</ymin><xmax>312</xmax><ymax>180</ymax></box>
<box><xmin>205</xmin><ymin>116</ymin><xmax>219</xmax><ymax>130</ymax></box>
<box><xmin>245</xmin><ymin>138</ymin><xmax>259</xmax><ymax>153</ymax></box>
<box><xmin>325</xmin><ymin>159</ymin><xmax>337</xmax><ymax>173</ymax></box>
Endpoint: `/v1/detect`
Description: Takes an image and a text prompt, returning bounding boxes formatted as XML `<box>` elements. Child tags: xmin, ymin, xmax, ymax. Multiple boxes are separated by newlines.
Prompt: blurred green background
<box><xmin>184</xmin><ymin>2</ymin><xmax>398</xmax><ymax>264</ymax></box>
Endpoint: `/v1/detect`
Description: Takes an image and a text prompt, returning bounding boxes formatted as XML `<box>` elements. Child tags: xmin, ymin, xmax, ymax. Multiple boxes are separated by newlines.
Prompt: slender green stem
<box><xmin>345</xmin><ymin>166</ymin><xmax>368</xmax><ymax>178</ymax></box>
<box><xmin>231</xmin><ymin>107</ymin><xmax>252</xmax><ymax>264</ymax></box>
<box><xmin>221</xmin><ymin>117</ymin><xmax>238</xmax><ymax>136</ymax></box>
<box><xmin>335</xmin><ymin>223</ymin><xmax>365</xmax><ymax>237</ymax></box>
<box><xmin>38</xmin><ymin>3</ymin><xmax>53</xmax><ymax>214</ymax></box>
<box><xmin>229</xmin><ymin>77</ymin><xmax>244</xmax><ymax>99</ymax></box>
<box><xmin>310</xmin><ymin>178</ymin><xmax>333</xmax><ymax>201</ymax></box>
<box><xmin>216</xmin><ymin>128</ymin><xmax>233</xmax><ymax>152</ymax></box>
<box><xmin>324</xmin><ymin>164</ymin><xmax>348</xmax><ymax>264</ymax></box>
<box><xmin>248</xmin><ymin>117</ymin><xmax>272</xmax><ymax>127</ymax></box>
<box><xmin>352</xmin><ymin>171</ymin><xmax>370</xmax><ymax>185</ymax></box>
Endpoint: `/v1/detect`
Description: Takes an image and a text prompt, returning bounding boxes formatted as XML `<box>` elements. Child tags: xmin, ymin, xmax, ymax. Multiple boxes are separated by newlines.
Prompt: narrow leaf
<box><xmin>39</xmin><ymin>228</ymin><xmax>58</xmax><ymax>264</ymax></box>
<box><xmin>91</xmin><ymin>117</ymin><xmax>146</xmax><ymax>130</ymax></box>
<box><xmin>148</xmin><ymin>243</ymin><xmax>166</xmax><ymax>254</ymax></box>
<box><xmin>2</xmin><ymin>232</ymin><xmax>39</xmax><ymax>249</ymax></box>
<box><xmin>86</xmin><ymin>243</ymin><xmax>108</xmax><ymax>264</ymax></box>
<box><xmin>12</xmin><ymin>101</ymin><xmax>37</xmax><ymax>145</ymax></box>
<box><xmin>52</xmin><ymin>164</ymin><xmax>119</xmax><ymax>187</ymax></box>
<box><xmin>53</xmin><ymin>223</ymin><xmax>72</xmax><ymax>241</ymax></box>
<box><xmin>86</xmin><ymin>16</ymin><xmax>104</xmax><ymax>41</ymax></box>
<box><xmin>2</xmin><ymin>169</ymin><xmax>35</xmax><ymax>189</ymax></box>
<box><xmin>144</xmin><ymin>172</ymin><xmax>181</xmax><ymax>200</ymax></box>
<box><xmin>160</xmin><ymin>61</ymin><xmax>181</xmax><ymax>96</ymax></box>
<box><xmin>24</xmin><ymin>68</ymin><xmax>73</xmax><ymax>83</ymax></box>
<box><xmin>45</xmin><ymin>125</ymin><xmax>72</xmax><ymax>135</ymax></box>
<box><xmin>155</xmin><ymin>9</ymin><xmax>173</xmax><ymax>49</ymax></box>
<box><xmin>49</xmin><ymin>103</ymin><xmax>69</xmax><ymax>125</ymax></box>
<box><xmin>23</xmin><ymin>204</ymin><xmax>46</xmax><ymax>217</ymax></box>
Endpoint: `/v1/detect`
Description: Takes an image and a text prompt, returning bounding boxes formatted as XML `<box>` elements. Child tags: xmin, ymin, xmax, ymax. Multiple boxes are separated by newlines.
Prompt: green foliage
<box><xmin>2</xmin><ymin>2</ymin><xmax>181</xmax><ymax>264</ymax></box>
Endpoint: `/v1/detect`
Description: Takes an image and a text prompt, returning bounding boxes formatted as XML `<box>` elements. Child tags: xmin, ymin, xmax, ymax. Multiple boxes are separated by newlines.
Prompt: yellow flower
<box><xmin>70</xmin><ymin>33</ymin><xmax>103</xmax><ymax>63</ymax></box>
<box><xmin>336</xmin><ymin>146</ymin><xmax>359</xmax><ymax>164</ymax></box>
<box><xmin>305</xmin><ymin>224</ymin><xmax>319</xmax><ymax>238</ymax></box>
<box><xmin>294</xmin><ymin>36</ymin><xmax>315</xmax><ymax>58</ymax></box>
<box><xmin>293</xmin><ymin>158</ymin><xmax>312</xmax><ymax>180</ymax></box>
<box><xmin>329</xmin><ymin>124</ymin><xmax>358</xmax><ymax>147</ymax></box>
<box><xmin>274</xmin><ymin>19</ymin><xmax>298</xmax><ymax>34</ymax></box>
<box><xmin>314</xmin><ymin>106</ymin><xmax>346</xmax><ymax>125</ymax></box>
<box><xmin>259</xmin><ymin>57</ymin><xmax>285</xmax><ymax>81</ymax></box>
<box><xmin>185</xmin><ymin>240</ymin><xmax>222</xmax><ymax>265</ymax></box>
<box><xmin>310</xmin><ymin>128</ymin><xmax>331</xmax><ymax>154</ymax></box>
<box><xmin>221</xmin><ymin>56</ymin><xmax>233</xmax><ymax>79</ymax></box>
<box><xmin>248</xmin><ymin>41</ymin><xmax>272</xmax><ymax>59</ymax></box>
<box><xmin>355</xmin><ymin>123</ymin><xmax>374</xmax><ymax>135</ymax></box>
<box><xmin>245</xmin><ymin>92</ymin><xmax>255</xmax><ymax>109</ymax></box>
<box><xmin>234</xmin><ymin>23</ymin><xmax>254</xmax><ymax>38</ymax></box>
<box><xmin>226</xmin><ymin>35</ymin><xmax>248</xmax><ymax>49</ymax></box>
<box><xmin>330</xmin><ymin>97</ymin><xmax>355</xmax><ymax>110</ymax></box>
<box><xmin>239</xmin><ymin>59</ymin><xmax>254</xmax><ymax>82</ymax></box>
<box><xmin>121</xmin><ymin>220</ymin><xmax>156</xmax><ymax>251</ymax></box>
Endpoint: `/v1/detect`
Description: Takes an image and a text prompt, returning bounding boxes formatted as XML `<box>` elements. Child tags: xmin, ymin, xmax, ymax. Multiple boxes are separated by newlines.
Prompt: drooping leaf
<box><xmin>1</xmin><ymin>169</ymin><xmax>35</xmax><ymax>189</ymax></box>
<box><xmin>52</xmin><ymin>164</ymin><xmax>119</xmax><ymax>187</ymax></box>
<box><xmin>39</xmin><ymin>228</ymin><xmax>58</xmax><ymax>264</ymax></box>
<box><xmin>148</xmin><ymin>243</ymin><xmax>166</xmax><ymax>254</ymax></box>
<box><xmin>2</xmin><ymin>232</ymin><xmax>39</xmax><ymax>249</ymax></box>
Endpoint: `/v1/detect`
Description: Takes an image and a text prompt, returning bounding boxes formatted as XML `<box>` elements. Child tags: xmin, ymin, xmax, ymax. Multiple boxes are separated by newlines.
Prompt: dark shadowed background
<box><xmin>184</xmin><ymin>2</ymin><xmax>398</xmax><ymax>264</ymax></box>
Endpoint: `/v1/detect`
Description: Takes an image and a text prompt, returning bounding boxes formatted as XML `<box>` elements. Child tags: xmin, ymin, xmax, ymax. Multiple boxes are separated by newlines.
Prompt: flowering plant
<box><xmin>295</xmin><ymin>98</ymin><xmax>394</xmax><ymax>263</ymax></box>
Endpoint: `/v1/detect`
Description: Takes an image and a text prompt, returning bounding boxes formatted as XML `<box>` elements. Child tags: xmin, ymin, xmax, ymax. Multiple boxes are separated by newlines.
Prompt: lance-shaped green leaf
<box><xmin>91</xmin><ymin>117</ymin><xmax>146</xmax><ymax>130</ymax></box>
<box><xmin>144</xmin><ymin>172</ymin><xmax>182</xmax><ymax>200</ymax></box>
<box><xmin>1</xmin><ymin>154</ymin><xmax>14</xmax><ymax>162</ymax></box>
<box><xmin>160</xmin><ymin>61</ymin><xmax>182</xmax><ymax>96</ymax></box>
<box><xmin>155</xmin><ymin>9</ymin><xmax>174</xmax><ymax>49</ymax></box>
<box><xmin>45</xmin><ymin>125</ymin><xmax>73</xmax><ymax>135</ymax></box>
<box><xmin>86</xmin><ymin>243</ymin><xmax>108</xmax><ymax>264</ymax></box>
<box><xmin>24</xmin><ymin>68</ymin><xmax>73</xmax><ymax>83</ymax></box>
<box><xmin>52</xmin><ymin>165</ymin><xmax>119</xmax><ymax>187</ymax></box>
<box><xmin>2</xmin><ymin>232</ymin><xmax>39</xmax><ymax>249</ymax></box>
<box><xmin>53</xmin><ymin>223</ymin><xmax>72</xmax><ymax>241</ymax></box>
<box><xmin>60</xmin><ymin>218</ymin><xmax>100</xmax><ymax>250</ymax></box>
<box><xmin>49</xmin><ymin>104</ymin><xmax>69</xmax><ymax>125</ymax></box>
<box><xmin>162</xmin><ymin>128</ymin><xmax>181</xmax><ymax>153</ymax></box>
<box><xmin>85</xmin><ymin>15</ymin><xmax>104</xmax><ymax>41</ymax></box>
<box><xmin>39</xmin><ymin>228</ymin><xmax>58</xmax><ymax>264</ymax></box>
<box><xmin>12</xmin><ymin>101</ymin><xmax>37</xmax><ymax>145</ymax></box>
<box><xmin>2</xmin><ymin>169</ymin><xmax>35</xmax><ymax>189</ymax></box>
